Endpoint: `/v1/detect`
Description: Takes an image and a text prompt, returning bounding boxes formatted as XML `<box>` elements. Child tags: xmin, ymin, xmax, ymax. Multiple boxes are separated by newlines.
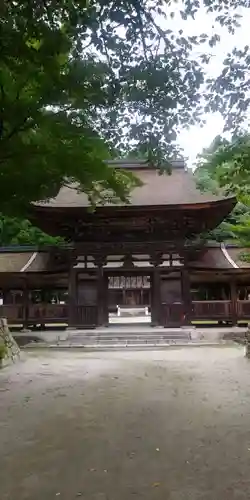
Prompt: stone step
<box><xmin>67</xmin><ymin>327</ymin><xmax>190</xmax><ymax>334</ymax></box>
<box><xmin>48</xmin><ymin>341</ymin><xmax>191</xmax><ymax>349</ymax></box>
<box><xmin>68</xmin><ymin>336</ymin><xmax>190</xmax><ymax>344</ymax></box>
<box><xmin>67</xmin><ymin>328</ymin><xmax>191</xmax><ymax>335</ymax></box>
<box><xmin>63</xmin><ymin>330</ymin><xmax>191</xmax><ymax>348</ymax></box>
<box><xmin>67</xmin><ymin>338</ymin><xmax>189</xmax><ymax>344</ymax></box>
<box><xmin>68</xmin><ymin>330</ymin><xmax>190</xmax><ymax>338</ymax></box>
<box><xmin>69</xmin><ymin>340</ymin><xmax>189</xmax><ymax>347</ymax></box>
<box><xmin>15</xmin><ymin>327</ymin><xmax>192</xmax><ymax>349</ymax></box>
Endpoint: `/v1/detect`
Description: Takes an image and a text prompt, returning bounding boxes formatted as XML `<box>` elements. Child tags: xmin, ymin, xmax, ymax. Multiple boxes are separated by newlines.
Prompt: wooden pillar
<box><xmin>140</xmin><ymin>288</ymin><xmax>143</xmax><ymax>306</ymax></box>
<box><xmin>94</xmin><ymin>255</ymin><xmax>108</xmax><ymax>326</ymax></box>
<box><xmin>2</xmin><ymin>288</ymin><xmax>7</xmax><ymax>305</ymax></box>
<box><xmin>68</xmin><ymin>267</ymin><xmax>78</xmax><ymax>327</ymax></box>
<box><xmin>22</xmin><ymin>277</ymin><xmax>30</xmax><ymax>330</ymax></box>
<box><xmin>40</xmin><ymin>289</ymin><xmax>46</xmax><ymax>303</ymax></box>
<box><xmin>151</xmin><ymin>267</ymin><xmax>161</xmax><ymax>326</ymax></box>
<box><xmin>97</xmin><ymin>266</ymin><xmax>108</xmax><ymax>326</ymax></box>
<box><xmin>104</xmin><ymin>274</ymin><xmax>109</xmax><ymax>326</ymax></box>
<box><xmin>230</xmin><ymin>279</ymin><xmax>238</xmax><ymax>326</ymax></box>
<box><xmin>181</xmin><ymin>268</ymin><xmax>192</xmax><ymax>326</ymax></box>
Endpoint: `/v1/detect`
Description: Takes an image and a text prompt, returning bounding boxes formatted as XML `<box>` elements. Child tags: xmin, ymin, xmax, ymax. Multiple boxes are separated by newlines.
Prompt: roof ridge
<box><xmin>0</xmin><ymin>246</ymin><xmax>39</xmax><ymax>252</ymax></box>
<box><xmin>107</xmin><ymin>158</ymin><xmax>186</xmax><ymax>169</ymax></box>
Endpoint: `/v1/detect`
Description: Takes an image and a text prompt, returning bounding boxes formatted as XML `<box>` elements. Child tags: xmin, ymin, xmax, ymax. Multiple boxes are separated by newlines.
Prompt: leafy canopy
<box><xmin>196</xmin><ymin>134</ymin><xmax>250</xmax><ymax>200</ymax></box>
<box><xmin>0</xmin><ymin>216</ymin><xmax>63</xmax><ymax>247</ymax></box>
<box><xmin>1</xmin><ymin>0</ymin><xmax>250</xmax><ymax>215</ymax></box>
<box><xmin>195</xmin><ymin>134</ymin><xmax>250</xmax><ymax>247</ymax></box>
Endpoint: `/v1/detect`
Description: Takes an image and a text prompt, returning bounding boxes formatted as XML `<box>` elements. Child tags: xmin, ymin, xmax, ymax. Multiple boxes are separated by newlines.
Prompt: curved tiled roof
<box><xmin>0</xmin><ymin>244</ymin><xmax>249</xmax><ymax>273</ymax></box>
<box><xmin>35</xmin><ymin>164</ymin><xmax>235</xmax><ymax>209</ymax></box>
<box><xmin>226</xmin><ymin>246</ymin><xmax>250</xmax><ymax>269</ymax></box>
<box><xmin>189</xmin><ymin>244</ymin><xmax>250</xmax><ymax>270</ymax></box>
<box><xmin>189</xmin><ymin>245</ymin><xmax>232</xmax><ymax>270</ymax></box>
<box><xmin>0</xmin><ymin>252</ymin><xmax>34</xmax><ymax>273</ymax></box>
<box><xmin>0</xmin><ymin>251</ymin><xmax>50</xmax><ymax>273</ymax></box>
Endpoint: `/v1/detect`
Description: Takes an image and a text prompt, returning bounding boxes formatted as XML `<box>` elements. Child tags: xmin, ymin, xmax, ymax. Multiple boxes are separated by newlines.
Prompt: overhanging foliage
<box><xmin>1</xmin><ymin>1</ymin><xmax>250</xmax><ymax>214</ymax></box>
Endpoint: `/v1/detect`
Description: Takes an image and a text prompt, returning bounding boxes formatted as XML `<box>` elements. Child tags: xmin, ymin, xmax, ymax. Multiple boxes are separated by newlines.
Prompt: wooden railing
<box><xmin>191</xmin><ymin>301</ymin><xmax>232</xmax><ymax>320</ymax></box>
<box><xmin>0</xmin><ymin>303</ymin><xmax>98</xmax><ymax>327</ymax></box>
<box><xmin>0</xmin><ymin>304</ymin><xmax>68</xmax><ymax>325</ymax></box>
<box><xmin>161</xmin><ymin>300</ymin><xmax>250</xmax><ymax>325</ymax></box>
<box><xmin>3</xmin><ymin>300</ymin><xmax>250</xmax><ymax>327</ymax></box>
<box><xmin>0</xmin><ymin>305</ymin><xmax>24</xmax><ymax>323</ymax></box>
<box><xmin>236</xmin><ymin>300</ymin><xmax>250</xmax><ymax>319</ymax></box>
<box><xmin>29</xmin><ymin>304</ymin><xmax>68</xmax><ymax>323</ymax></box>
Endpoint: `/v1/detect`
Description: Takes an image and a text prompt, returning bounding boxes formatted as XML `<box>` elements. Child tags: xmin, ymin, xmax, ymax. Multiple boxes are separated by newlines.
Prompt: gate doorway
<box><xmin>108</xmin><ymin>274</ymin><xmax>151</xmax><ymax>325</ymax></box>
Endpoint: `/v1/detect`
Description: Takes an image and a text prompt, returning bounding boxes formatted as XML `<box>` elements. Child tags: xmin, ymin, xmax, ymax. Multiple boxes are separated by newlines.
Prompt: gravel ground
<box><xmin>1</xmin><ymin>346</ymin><xmax>250</xmax><ymax>500</ymax></box>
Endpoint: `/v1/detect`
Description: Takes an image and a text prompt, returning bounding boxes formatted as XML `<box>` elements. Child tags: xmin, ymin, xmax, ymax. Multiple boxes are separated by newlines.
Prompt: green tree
<box><xmin>206</xmin><ymin>204</ymin><xmax>249</xmax><ymax>243</ymax></box>
<box><xmin>196</xmin><ymin>133</ymin><xmax>250</xmax><ymax>200</ymax></box>
<box><xmin>195</xmin><ymin>134</ymin><xmax>250</xmax><ymax>246</ymax></box>
<box><xmin>1</xmin><ymin>0</ymin><xmax>249</xmax><ymax>214</ymax></box>
<box><xmin>0</xmin><ymin>216</ymin><xmax>63</xmax><ymax>246</ymax></box>
<box><xmin>198</xmin><ymin>135</ymin><xmax>250</xmax><ymax>201</ymax></box>
<box><xmin>1</xmin><ymin>1</ymin><xmax>139</xmax><ymax>214</ymax></box>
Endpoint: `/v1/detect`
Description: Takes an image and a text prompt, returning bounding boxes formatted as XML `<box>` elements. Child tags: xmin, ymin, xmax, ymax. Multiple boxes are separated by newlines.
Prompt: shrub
<box><xmin>0</xmin><ymin>343</ymin><xmax>7</xmax><ymax>361</ymax></box>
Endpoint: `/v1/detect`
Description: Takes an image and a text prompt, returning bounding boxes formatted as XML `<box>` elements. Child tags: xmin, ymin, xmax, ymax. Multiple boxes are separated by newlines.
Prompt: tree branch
<box><xmin>0</xmin><ymin>84</ymin><xmax>5</xmax><ymax>103</ymax></box>
<box><xmin>4</xmin><ymin>117</ymin><xmax>31</xmax><ymax>141</ymax></box>
<box><xmin>142</xmin><ymin>9</ymin><xmax>180</xmax><ymax>66</ymax></box>
<box><xmin>133</xmin><ymin>3</ymin><xmax>149</xmax><ymax>63</ymax></box>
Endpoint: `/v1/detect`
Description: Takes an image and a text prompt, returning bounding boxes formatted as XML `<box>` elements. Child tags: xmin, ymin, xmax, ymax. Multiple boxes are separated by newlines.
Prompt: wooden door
<box><xmin>75</xmin><ymin>279</ymin><xmax>98</xmax><ymax>328</ymax></box>
<box><xmin>160</xmin><ymin>277</ymin><xmax>184</xmax><ymax>327</ymax></box>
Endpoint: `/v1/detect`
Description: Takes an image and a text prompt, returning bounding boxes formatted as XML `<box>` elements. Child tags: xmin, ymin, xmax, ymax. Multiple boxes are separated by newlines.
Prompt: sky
<box><xmin>168</xmin><ymin>5</ymin><xmax>250</xmax><ymax>167</ymax></box>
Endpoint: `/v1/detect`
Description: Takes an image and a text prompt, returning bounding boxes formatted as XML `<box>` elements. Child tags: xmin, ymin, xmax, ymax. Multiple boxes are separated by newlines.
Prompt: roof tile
<box><xmin>36</xmin><ymin>168</ymin><xmax>234</xmax><ymax>208</ymax></box>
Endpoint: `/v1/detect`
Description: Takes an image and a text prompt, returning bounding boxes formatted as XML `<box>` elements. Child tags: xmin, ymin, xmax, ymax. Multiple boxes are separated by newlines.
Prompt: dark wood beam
<box><xmin>230</xmin><ymin>279</ymin><xmax>238</xmax><ymax>326</ymax></box>
<box><xmin>181</xmin><ymin>268</ymin><xmax>192</xmax><ymax>325</ymax></box>
<box><xmin>68</xmin><ymin>267</ymin><xmax>78</xmax><ymax>327</ymax></box>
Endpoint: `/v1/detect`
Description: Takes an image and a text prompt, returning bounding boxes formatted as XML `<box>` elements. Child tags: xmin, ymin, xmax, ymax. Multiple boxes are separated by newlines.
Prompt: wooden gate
<box><xmin>159</xmin><ymin>275</ymin><xmax>184</xmax><ymax>327</ymax></box>
<box><xmin>161</xmin><ymin>303</ymin><xmax>184</xmax><ymax>327</ymax></box>
<box><xmin>74</xmin><ymin>305</ymin><xmax>98</xmax><ymax>328</ymax></box>
<box><xmin>72</xmin><ymin>277</ymin><xmax>99</xmax><ymax>328</ymax></box>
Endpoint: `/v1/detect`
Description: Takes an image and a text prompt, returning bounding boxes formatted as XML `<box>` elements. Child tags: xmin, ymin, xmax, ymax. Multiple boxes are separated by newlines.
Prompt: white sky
<box><xmin>168</xmin><ymin>5</ymin><xmax>250</xmax><ymax>167</ymax></box>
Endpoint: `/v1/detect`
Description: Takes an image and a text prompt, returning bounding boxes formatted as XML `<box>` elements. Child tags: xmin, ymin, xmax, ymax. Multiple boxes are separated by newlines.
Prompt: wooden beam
<box><xmin>74</xmin><ymin>241</ymin><xmax>186</xmax><ymax>256</ymax></box>
<box><xmin>68</xmin><ymin>267</ymin><xmax>77</xmax><ymax>327</ymax></box>
<box><xmin>22</xmin><ymin>276</ymin><xmax>29</xmax><ymax>329</ymax></box>
<box><xmin>151</xmin><ymin>268</ymin><xmax>161</xmax><ymax>326</ymax></box>
<box><xmin>181</xmin><ymin>268</ymin><xmax>192</xmax><ymax>326</ymax></box>
<box><xmin>97</xmin><ymin>266</ymin><xmax>108</xmax><ymax>326</ymax></box>
<box><xmin>230</xmin><ymin>279</ymin><xmax>238</xmax><ymax>326</ymax></box>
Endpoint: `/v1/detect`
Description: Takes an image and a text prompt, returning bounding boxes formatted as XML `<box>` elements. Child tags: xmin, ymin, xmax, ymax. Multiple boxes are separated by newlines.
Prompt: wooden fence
<box><xmin>2</xmin><ymin>300</ymin><xmax>250</xmax><ymax>327</ymax></box>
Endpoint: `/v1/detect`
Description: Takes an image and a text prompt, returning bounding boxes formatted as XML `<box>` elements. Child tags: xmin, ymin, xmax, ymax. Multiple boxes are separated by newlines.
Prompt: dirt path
<box><xmin>1</xmin><ymin>346</ymin><xmax>250</xmax><ymax>499</ymax></box>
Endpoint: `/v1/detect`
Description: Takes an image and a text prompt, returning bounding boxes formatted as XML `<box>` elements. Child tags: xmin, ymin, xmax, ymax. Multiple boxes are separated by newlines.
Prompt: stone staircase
<box><xmin>52</xmin><ymin>326</ymin><xmax>192</xmax><ymax>349</ymax></box>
